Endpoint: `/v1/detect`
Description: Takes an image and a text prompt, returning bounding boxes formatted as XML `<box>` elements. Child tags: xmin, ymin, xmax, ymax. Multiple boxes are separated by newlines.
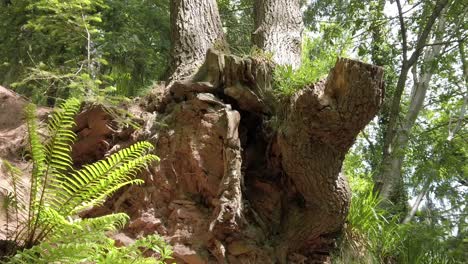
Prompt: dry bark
<box><xmin>169</xmin><ymin>0</ymin><xmax>226</xmax><ymax>82</ymax></box>
<box><xmin>0</xmin><ymin>54</ymin><xmax>384</xmax><ymax>264</ymax></box>
<box><xmin>253</xmin><ymin>0</ymin><xmax>304</xmax><ymax>68</ymax></box>
<box><xmin>276</xmin><ymin>59</ymin><xmax>383</xmax><ymax>259</ymax></box>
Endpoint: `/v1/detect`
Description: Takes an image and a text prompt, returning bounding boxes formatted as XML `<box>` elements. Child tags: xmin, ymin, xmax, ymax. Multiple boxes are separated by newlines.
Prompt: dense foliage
<box><xmin>0</xmin><ymin>0</ymin><xmax>170</xmax><ymax>104</ymax></box>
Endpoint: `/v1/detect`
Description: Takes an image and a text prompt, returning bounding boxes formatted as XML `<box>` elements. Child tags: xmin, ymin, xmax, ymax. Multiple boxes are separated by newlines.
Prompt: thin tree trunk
<box><xmin>370</xmin><ymin>0</ymin><xmax>387</xmax><ymax>67</ymax></box>
<box><xmin>376</xmin><ymin>7</ymin><xmax>448</xmax><ymax>202</ymax></box>
<box><xmin>448</xmin><ymin>36</ymin><xmax>468</xmax><ymax>141</ymax></box>
<box><xmin>402</xmin><ymin>176</ymin><xmax>432</xmax><ymax>224</ymax></box>
<box><xmin>168</xmin><ymin>0</ymin><xmax>225</xmax><ymax>82</ymax></box>
<box><xmin>253</xmin><ymin>0</ymin><xmax>304</xmax><ymax>69</ymax></box>
<box><xmin>381</xmin><ymin>0</ymin><xmax>448</xmax><ymax>158</ymax></box>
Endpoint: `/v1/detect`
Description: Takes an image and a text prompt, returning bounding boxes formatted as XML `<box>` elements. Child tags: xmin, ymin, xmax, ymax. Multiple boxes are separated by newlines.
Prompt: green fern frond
<box><xmin>3</xmin><ymin>99</ymin><xmax>170</xmax><ymax>263</ymax></box>
<box><xmin>40</xmin><ymin>98</ymin><xmax>81</xmax><ymax>217</ymax></box>
<box><xmin>8</xmin><ymin>231</ymin><xmax>169</xmax><ymax>264</ymax></box>
<box><xmin>44</xmin><ymin>98</ymin><xmax>81</xmax><ymax>174</ymax></box>
<box><xmin>48</xmin><ymin>141</ymin><xmax>158</xmax><ymax>215</ymax></box>
<box><xmin>73</xmin><ymin>155</ymin><xmax>157</xmax><ymax>212</ymax></box>
<box><xmin>6</xmin><ymin>240</ymin><xmax>104</xmax><ymax>264</ymax></box>
<box><xmin>25</xmin><ymin>104</ymin><xmax>46</xmax><ymax>186</ymax></box>
<box><xmin>73</xmin><ymin>213</ymin><xmax>129</xmax><ymax>233</ymax></box>
<box><xmin>39</xmin><ymin>207</ymin><xmax>71</xmax><ymax>229</ymax></box>
<box><xmin>24</xmin><ymin>103</ymin><xmax>47</xmax><ymax>238</ymax></box>
<box><xmin>0</xmin><ymin>160</ymin><xmax>25</xmax><ymax>223</ymax></box>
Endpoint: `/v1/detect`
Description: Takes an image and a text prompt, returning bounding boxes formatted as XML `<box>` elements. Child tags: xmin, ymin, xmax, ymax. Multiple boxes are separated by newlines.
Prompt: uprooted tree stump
<box><xmin>73</xmin><ymin>49</ymin><xmax>384</xmax><ymax>264</ymax></box>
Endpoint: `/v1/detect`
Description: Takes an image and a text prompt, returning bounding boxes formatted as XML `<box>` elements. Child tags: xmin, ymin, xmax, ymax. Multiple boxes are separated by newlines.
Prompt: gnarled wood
<box><xmin>0</xmin><ymin>1</ymin><xmax>384</xmax><ymax>261</ymax></box>
<box><xmin>277</xmin><ymin>59</ymin><xmax>384</xmax><ymax>259</ymax></box>
<box><xmin>113</xmin><ymin>55</ymin><xmax>382</xmax><ymax>263</ymax></box>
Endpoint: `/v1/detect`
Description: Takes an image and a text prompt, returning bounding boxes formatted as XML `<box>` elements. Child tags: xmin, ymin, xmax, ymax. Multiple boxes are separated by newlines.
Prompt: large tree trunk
<box><xmin>253</xmin><ymin>0</ymin><xmax>303</xmax><ymax>68</ymax></box>
<box><xmin>275</xmin><ymin>59</ymin><xmax>383</xmax><ymax>260</ymax></box>
<box><xmin>168</xmin><ymin>0</ymin><xmax>225</xmax><ymax>81</ymax></box>
<box><xmin>100</xmin><ymin>0</ymin><xmax>381</xmax><ymax>263</ymax></box>
<box><xmin>91</xmin><ymin>52</ymin><xmax>381</xmax><ymax>264</ymax></box>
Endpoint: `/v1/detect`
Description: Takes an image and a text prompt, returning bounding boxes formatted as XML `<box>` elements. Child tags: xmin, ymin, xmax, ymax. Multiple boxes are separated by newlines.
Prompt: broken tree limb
<box><xmin>276</xmin><ymin>58</ymin><xmax>384</xmax><ymax>257</ymax></box>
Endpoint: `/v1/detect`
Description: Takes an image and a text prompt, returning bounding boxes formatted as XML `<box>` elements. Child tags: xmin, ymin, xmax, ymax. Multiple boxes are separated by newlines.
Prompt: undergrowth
<box><xmin>332</xmin><ymin>150</ymin><xmax>464</xmax><ymax>264</ymax></box>
<box><xmin>0</xmin><ymin>99</ymin><xmax>171</xmax><ymax>263</ymax></box>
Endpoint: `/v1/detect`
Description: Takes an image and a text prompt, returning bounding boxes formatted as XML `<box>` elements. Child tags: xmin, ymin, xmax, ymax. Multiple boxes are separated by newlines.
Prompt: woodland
<box><xmin>0</xmin><ymin>0</ymin><xmax>466</xmax><ymax>263</ymax></box>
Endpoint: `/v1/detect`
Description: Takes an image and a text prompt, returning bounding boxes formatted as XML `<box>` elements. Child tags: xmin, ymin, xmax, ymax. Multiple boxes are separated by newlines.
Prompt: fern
<box><xmin>24</xmin><ymin>99</ymin><xmax>82</xmax><ymax>246</ymax></box>
<box><xmin>7</xmin><ymin>212</ymin><xmax>171</xmax><ymax>264</ymax></box>
<box><xmin>7</xmin><ymin>213</ymin><xmax>172</xmax><ymax>264</ymax></box>
<box><xmin>44</xmin><ymin>98</ymin><xmax>81</xmax><ymax>169</ymax></box>
<box><xmin>0</xmin><ymin>98</ymin><xmax>169</xmax><ymax>263</ymax></box>
<box><xmin>24</xmin><ymin>103</ymin><xmax>47</xmax><ymax>239</ymax></box>
<box><xmin>53</xmin><ymin>141</ymin><xmax>159</xmax><ymax>215</ymax></box>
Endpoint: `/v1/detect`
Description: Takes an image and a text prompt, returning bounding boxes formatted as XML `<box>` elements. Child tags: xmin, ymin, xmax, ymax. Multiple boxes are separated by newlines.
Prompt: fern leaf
<box><xmin>74</xmin><ymin>212</ymin><xmax>129</xmax><ymax>232</ymax></box>
<box><xmin>41</xmin><ymin>99</ymin><xmax>81</xmax><ymax>213</ymax></box>
<box><xmin>0</xmin><ymin>160</ymin><xmax>27</xmax><ymax>239</ymax></box>
<box><xmin>49</xmin><ymin>141</ymin><xmax>158</xmax><ymax>215</ymax></box>
<box><xmin>71</xmin><ymin>154</ymin><xmax>157</xmax><ymax>213</ymax></box>
<box><xmin>44</xmin><ymin>98</ymin><xmax>81</xmax><ymax>174</ymax></box>
<box><xmin>24</xmin><ymin>103</ymin><xmax>47</xmax><ymax>232</ymax></box>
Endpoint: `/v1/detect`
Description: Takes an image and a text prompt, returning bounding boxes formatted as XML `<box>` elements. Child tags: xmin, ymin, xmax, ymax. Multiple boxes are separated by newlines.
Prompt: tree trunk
<box><xmin>381</xmin><ymin>0</ymin><xmax>448</xmax><ymax>164</ymax></box>
<box><xmin>376</xmin><ymin>10</ymin><xmax>447</xmax><ymax>204</ymax></box>
<box><xmin>168</xmin><ymin>0</ymin><xmax>225</xmax><ymax>81</ymax></box>
<box><xmin>402</xmin><ymin>175</ymin><xmax>432</xmax><ymax>224</ymax></box>
<box><xmin>275</xmin><ymin>59</ymin><xmax>383</xmax><ymax>260</ymax></box>
<box><xmin>253</xmin><ymin>0</ymin><xmax>303</xmax><ymax>68</ymax></box>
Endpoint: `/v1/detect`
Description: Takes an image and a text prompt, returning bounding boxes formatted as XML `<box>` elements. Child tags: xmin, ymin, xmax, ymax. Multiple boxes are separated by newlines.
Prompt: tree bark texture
<box><xmin>253</xmin><ymin>0</ymin><xmax>304</xmax><ymax>69</ymax></box>
<box><xmin>0</xmin><ymin>60</ymin><xmax>384</xmax><ymax>264</ymax></box>
<box><xmin>86</xmin><ymin>0</ymin><xmax>382</xmax><ymax>262</ymax></box>
<box><xmin>169</xmin><ymin>0</ymin><xmax>225</xmax><ymax>82</ymax></box>
<box><xmin>276</xmin><ymin>59</ymin><xmax>384</xmax><ymax>257</ymax></box>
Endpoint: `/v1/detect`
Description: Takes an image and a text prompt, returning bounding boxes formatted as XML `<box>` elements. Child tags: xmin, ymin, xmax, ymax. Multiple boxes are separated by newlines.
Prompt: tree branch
<box><xmin>407</xmin><ymin>0</ymin><xmax>449</xmax><ymax>66</ymax></box>
<box><xmin>425</xmin><ymin>35</ymin><xmax>467</xmax><ymax>47</ymax></box>
<box><xmin>396</xmin><ymin>0</ymin><xmax>408</xmax><ymax>62</ymax></box>
<box><xmin>361</xmin><ymin>130</ymin><xmax>377</xmax><ymax>157</ymax></box>
<box><xmin>402</xmin><ymin>176</ymin><xmax>432</xmax><ymax>224</ymax></box>
<box><xmin>448</xmin><ymin>37</ymin><xmax>468</xmax><ymax>140</ymax></box>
